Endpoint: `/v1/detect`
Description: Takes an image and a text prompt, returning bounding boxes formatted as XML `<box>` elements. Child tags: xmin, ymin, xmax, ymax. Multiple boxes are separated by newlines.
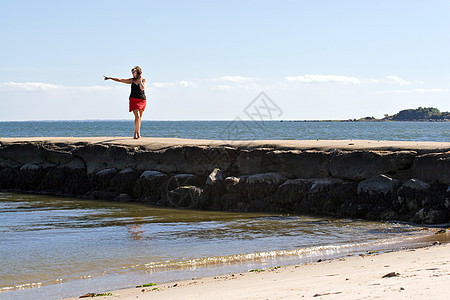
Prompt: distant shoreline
<box><xmin>280</xmin><ymin>119</ymin><xmax>450</xmax><ymax>122</ymax></box>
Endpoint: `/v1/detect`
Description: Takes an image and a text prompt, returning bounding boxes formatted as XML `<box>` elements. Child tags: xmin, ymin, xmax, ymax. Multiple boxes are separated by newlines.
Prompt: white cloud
<box><xmin>385</xmin><ymin>75</ymin><xmax>411</xmax><ymax>85</ymax></box>
<box><xmin>376</xmin><ymin>88</ymin><xmax>448</xmax><ymax>94</ymax></box>
<box><xmin>211</xmin><ymin>83</ymin><xmax>263</xmax><ymax>91</ymax></box>
<box><xmin>212</xmin><ymin>75</ymin><xmax>261</xmax><ymax>83</ymax></box>
<box><xmin>152</xmin><ymin>80</ymin><xmax>197</xmax><ymax>88</ymax></box>
<box><xmin>211</xmin><ymin>85</ymin><xmax>235</xmax><ymax>91</ymax></box>
<box><xmin>0</xmin><ymin>81</ymin><xmax>126</xmax><ymax>93</ymax></box>
<box><xmin>0</xmin><ymin>81</ymin><xmax>64</xmax><ymax>91</ymax></box>
<box><xmin>76</xmin><ymin>85</ymin><xmax>125</xmax><ymax>92</ymax></box>
<box><xmin>285</xmin><ymin>75</ymin><xmax>361</xmax><ymax>84</ymax></box>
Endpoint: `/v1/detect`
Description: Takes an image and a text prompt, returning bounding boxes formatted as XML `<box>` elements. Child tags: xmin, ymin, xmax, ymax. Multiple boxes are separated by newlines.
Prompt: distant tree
<box><xmin>392</xmin><ymin>107</ymin><xmax>442</xmax><ymax>120</ymax></box>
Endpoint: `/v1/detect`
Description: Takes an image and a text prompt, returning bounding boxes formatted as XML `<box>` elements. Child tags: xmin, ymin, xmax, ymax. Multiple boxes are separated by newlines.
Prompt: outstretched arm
<box><xmin>104</xmin><ymin>76</ymin><xmax>132</xmax><ymax>84</ymax></box>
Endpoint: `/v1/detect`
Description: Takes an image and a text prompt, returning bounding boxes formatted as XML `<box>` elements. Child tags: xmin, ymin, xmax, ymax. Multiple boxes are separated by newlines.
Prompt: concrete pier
<box><xmin>1</xmin><ymin>137</ymin><xmax>449</xmax><ymax>224</ymax></box>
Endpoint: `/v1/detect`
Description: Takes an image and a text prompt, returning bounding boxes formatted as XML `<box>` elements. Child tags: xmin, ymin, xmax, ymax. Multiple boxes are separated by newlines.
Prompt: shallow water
<box><xmin>0</xmin><ymin>192</ymin><xmax>440</xmax><ymax>300</ymax></box>
<box><xmin>0</xmin><ymin>120</ymin><xmax>449</xmax><ymax>142</ymax></box>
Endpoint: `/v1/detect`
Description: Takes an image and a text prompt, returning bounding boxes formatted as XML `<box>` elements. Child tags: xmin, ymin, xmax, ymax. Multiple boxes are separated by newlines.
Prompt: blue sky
<box><xmin>0</xmin><ymin>0</ymin><xmax>449</xmax><ymax>120</ymax></box>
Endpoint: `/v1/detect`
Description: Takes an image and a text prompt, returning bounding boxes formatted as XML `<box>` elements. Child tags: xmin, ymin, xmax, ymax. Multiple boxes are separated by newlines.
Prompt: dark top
<box><xmin>130</xmin><ymin>81</ymin><xmax>146</xmax><ymax>100</ymax></box>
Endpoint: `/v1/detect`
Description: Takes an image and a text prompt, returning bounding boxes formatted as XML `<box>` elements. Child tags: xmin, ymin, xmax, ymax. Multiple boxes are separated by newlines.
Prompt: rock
<box><xmin>91</xmin><ymin>168</ymin><xmax>118</xmax><ymax>191</ymax></box>
<box><xmin>202</xmin><ymin>169</ymin><xmax>226</xmax><ymax>208</ymax></box>
<box><xmin>40</xmin><ymin>162</ymin><xmax>57</xmax><ymax>169</ymax></box>
<box><xmin>37</xmin><ymin>167</ymin><xmax>66</xmax><ymax>191</ymax></box>
<box><xmin>273</xmin><ymin>179</ymin><xmax>313</xmax><ymax>211</ymax></box>
<box><xmin>382</xmin><ymin>272</ymin><xmax>400</xmax><ymax>278</ymax></box>
<box><xmin>119</xmin><ymin>167</ymin><xmax>135</xmax><ymax>175</ymax></box>
<box><xmin>206</xmin><ymin>168</ymin><xmax>223</xmax><ymax>185</ymax></box>
<box><xmin>165</xmin><ymin>185</ymin><xmax>203</xmax><ymax>208</ymax></box>
<box><xmin>357</xmin><ymin>175</ymin><xmax>401</xmax><ymax>196</ymax></box>
<box><xmin>133</xmin><ymin>170</ymin><xmax>168</xmax><ymax>202</ymax></box>
<box><xmin>239</xmin><ymin>173</ymin><xmax>286</xmax><ymax>204</ymax></box>
<box><xmin>20</xmin><ymin>163</ymin><xmax>41</xmax><ymax>171</ymax></box>
<box><xmin>217</xmin><ymin>193</ymin><xmax>241</xmax><ymax>210</ymax></box>
<box><xmin>245</xmin><ymin>172</ymin><xmax>286</xmax><ymax>184</ymax></box>
<box><xmin>166</xmin><ymin>174</ymin><xmax>199</xmax><ymax>191</ymax></box>
<box><xmin>75</xmin><ymin>144</ymin><xmax>133</xmax><ymax>175</ymax></box>
<box><xmin>0</xmin><ymin>168</ymin><xmax>19</xmax><ymax>189</ymax></box>
<box><xmin>74</xmin><ymin>144</ymin><xmax>111</xmax><ymax>174</ymax></box>
<box><xmin>133</xmin><ymin>170</ymin><xmax>169</xmax><ymax>201</ymax></box>
<box><xmin>184</xmin><ymin>146</ymin><xmax>238</xmax><ymax>174</ymax></box>
<box><xmin>236</xmin><ymin>149</ymin><xmax>266</xmax><ymax>174</ymax></box>
<box><xmin>445</xmin><ymin>186</ymin><xmax>450</xmax><ymax>208</ymax></box>
<box><xmin>330</xmin><ymin>150</ymin><xmax>415</xmax><ymax>181</ymax></box>
<box><xmin>225</xmin><ymin>176</ymin><xmax>240</xmax><ymax>184</ymax></box>
<box><xmin>41</xmin><ymin>147</ymin><xmax>74</xmax><ymax>165</ymax></box>
<box><xmin>224</xmin><ymin>176</ymin><xmax>240</xmax><ymax>193</ymax></box>
<box><xmin>79</xmin><ymin>292</ymin><xmax>96</xmax><ymax>298</ymax></box>
<box><xmin>445</xmin><ymin>196</ymin><xmax>450</xmax><ymax>210</ymax></box>
<box><xmin>412</xmin><ymin>151</ymin><xmax>450</xmax><ymax>184</ymax></box>
<box><xmin>140</xmin><ymin>170</ymin><xmax>166</xmax><ymax>178</ymax></box>
<box><xmin>273</xmin><ymin>178</ymin><xmax>356</xmax><ymax>215</ymax></box>
<box><xmin>0</xmin><ymin>143</ymin><xmax>45</xmax><ymax>165</ymax></box>
<box><xmin>309</xmin><ymin>178</ymin><xmax>346</xmax><ymax>194</ymax></box>
<box><xmin>380</xmin><ymin>209</ymin><xmax>399</xmax><ymax>221</ymax></box>
<box><xmin>262</xmin><ymin>150</ymin><xmax>330</xmax><ymax>178</ymax></box>
<box><xmin>114</xmin><ymin>193</ymin><xmax>132</xmax><ymax>201</ymax></box>
<box><xmin>0</xmin><ymin>156</ymin><xmax>21</xmax><ymax>168</ymax></box>
<box><xmin>109</xmin><ymin>168</ymin><xmax>140</xmax><ymax>194</ymax></box>
<box><xmin>58</xmin><ymin>159</ymin><xmax>85</xmax><ymax>170</ymax></box>
<box><xmin>308</xmin><ymin>178</ymin><xmax>356</xmax><ymax>214</ymax></box>
<box><xmin>132</xmin><ymin>151</ymin><xmax>159</xmax><ymax>170</ymax></box>
<box><xmin>95</xmin><ymin>168</ymin><xmax>117</xmax><ymax>176</ymax></box>
<box><xmin>355</xmin><ymin>175</ymin><xmax>401</xmax><ymax>219</ymax></box>
<box><xmin>61</xmin><ymin>168</ymin><xmax>90</xmax><ymax>195</ymax></box>
<box><xmin>134</xmin><ymin>147</ymin><xmax>186</xmax><ymax>173</ymax></box>
<box><xmin>413</xmin><ymin>209</ymin><xmax>449</xmax><ymax>224</ymax></box>
<box><xmin>395</xmin><ymin>179</ymin><xmax>432</xmax><ymax>214</ymax></box>
<box><xmin>401</xmin><ymin>178</ymin><xmax>430</xmax><ymax>191</ymax></box>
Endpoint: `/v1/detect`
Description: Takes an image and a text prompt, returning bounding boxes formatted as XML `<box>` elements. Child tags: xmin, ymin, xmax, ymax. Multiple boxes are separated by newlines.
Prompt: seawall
<box><xmin>1</xmin><ymin>137</ymin><xmax>449</xmax><ymax>224</ymax></box>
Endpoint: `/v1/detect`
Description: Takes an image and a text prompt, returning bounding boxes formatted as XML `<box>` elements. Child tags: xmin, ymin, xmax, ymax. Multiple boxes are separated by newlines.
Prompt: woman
<box><xmin>104</xmin><ymin>66</ymin><xmax>147</xmax><ymax>139</ymax></box>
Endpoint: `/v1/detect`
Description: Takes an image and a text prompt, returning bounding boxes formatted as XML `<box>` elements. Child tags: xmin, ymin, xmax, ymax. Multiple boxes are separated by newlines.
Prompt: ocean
<box><xmin>0</xmin><ymin>120</ymin><xmax>449</xmax><ymax>142</ymax></box>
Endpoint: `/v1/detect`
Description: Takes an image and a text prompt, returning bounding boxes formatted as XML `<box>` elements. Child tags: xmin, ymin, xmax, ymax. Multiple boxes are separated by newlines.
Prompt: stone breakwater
<box><xmin>0</xmin><ymin>137</ymin><xmax>449</xmax><ymax>224</ymax></box>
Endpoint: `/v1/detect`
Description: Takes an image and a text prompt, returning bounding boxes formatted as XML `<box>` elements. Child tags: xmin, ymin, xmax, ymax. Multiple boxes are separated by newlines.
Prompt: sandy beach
<box><xmin>64</xmin><ymin>237</ymin><xmax>450</xmax><ymax>300</ymax></box>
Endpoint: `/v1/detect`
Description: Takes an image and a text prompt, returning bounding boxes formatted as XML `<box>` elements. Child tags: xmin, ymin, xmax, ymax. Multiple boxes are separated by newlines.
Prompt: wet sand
<box><xmin>64</xmin><ymin>236</ymin><xmax>450</xmax><ymax>300</ymax></box>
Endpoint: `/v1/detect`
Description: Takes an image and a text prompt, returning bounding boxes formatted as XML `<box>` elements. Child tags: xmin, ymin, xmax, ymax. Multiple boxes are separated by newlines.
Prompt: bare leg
<box><xmin>137</xmin><ymin>109</ymin><xmax>144</xmax><ymax>138</ymax></box>
<box><xmin>132</xmin><ymin>110</ymin><xmax>140</xmax><ymax>139</ymax></box>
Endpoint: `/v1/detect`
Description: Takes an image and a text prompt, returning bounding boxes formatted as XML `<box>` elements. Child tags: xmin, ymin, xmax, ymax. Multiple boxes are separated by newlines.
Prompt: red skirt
<box><xmin>129</xmin><ymin>97</ymin><xmax>147</xmax><ymax>112</ymax></box>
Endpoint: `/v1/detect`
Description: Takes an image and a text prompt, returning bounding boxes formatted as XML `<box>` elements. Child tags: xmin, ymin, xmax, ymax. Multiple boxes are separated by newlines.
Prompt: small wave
<box><xmin>140</xmin><ymin>234</ymin><xmax>426</xmax><ymax>271</ymax></box>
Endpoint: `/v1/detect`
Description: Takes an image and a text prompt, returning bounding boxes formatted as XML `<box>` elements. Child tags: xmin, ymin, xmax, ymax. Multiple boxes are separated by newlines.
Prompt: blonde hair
<box><xmin>131</xmin><ymin>66</ymin><xmax>142</xmax><ymax>76</ymax></box>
